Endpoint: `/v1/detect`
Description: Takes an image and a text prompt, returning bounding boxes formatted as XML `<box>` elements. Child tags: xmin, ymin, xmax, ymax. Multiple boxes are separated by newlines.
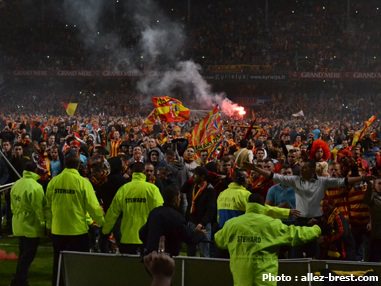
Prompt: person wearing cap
<box><xmin>46</xmin><ymin>149</ymin><xmax>105</xmax><ymax>285</ymax></box>
<box><xmin>10</xmin><ymin>161</ymin><xmax>45</xmax><ymax>286</ymax></box>
<box><xmin>102</xmin><ymin>162</ymin><xmax>163</xmax><ymax>254</ymax></box>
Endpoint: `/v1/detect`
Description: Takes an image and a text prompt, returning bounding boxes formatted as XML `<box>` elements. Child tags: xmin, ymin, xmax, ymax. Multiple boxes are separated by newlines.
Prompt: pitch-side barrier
<box><xmin>59</xmin><ymin>251</ymin><xmax>381</xmax><ymax>286</ymax></box>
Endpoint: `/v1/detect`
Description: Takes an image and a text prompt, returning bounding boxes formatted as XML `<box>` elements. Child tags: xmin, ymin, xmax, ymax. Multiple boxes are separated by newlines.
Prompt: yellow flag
<box><xmin>64</xmin><ymin>103</ymin><xmax>78</xmax><ymax>116</ymax></box>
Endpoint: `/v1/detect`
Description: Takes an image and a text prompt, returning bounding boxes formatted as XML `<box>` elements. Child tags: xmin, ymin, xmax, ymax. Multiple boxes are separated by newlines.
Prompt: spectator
<box><xmin>181</xmin><ymin>166</ymin><xmax>216</xmax><ymax>257</ymax></box>
<box><xmin>140</xmin><ymin>185</ymin><xmax>205</xmax><ymax>256</ymax></box>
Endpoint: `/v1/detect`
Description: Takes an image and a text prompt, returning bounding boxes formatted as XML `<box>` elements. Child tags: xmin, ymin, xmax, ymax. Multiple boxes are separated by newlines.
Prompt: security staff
<box><xmin>10</xmin><ymin>161</ymin><xmax>45</xmax><ymax>286</ymax></box>
<box><xmin>102</xmin><ymin>162</ymin><xmax>163</xmax><ymax>254</ymax></box>
<box><xmin>218</xmin><ymin>169</ymin><xmax>299</xmax><ymax>228</ymax></box>
<box><xmin>46</xmin><ymin>149</ymin><xmax>104</xmax><ymax>285</ymax></box>
<box><xmin>215</xmin><ymin>194</ymin><xmax>321</xmax><ymax>286</ymax></box>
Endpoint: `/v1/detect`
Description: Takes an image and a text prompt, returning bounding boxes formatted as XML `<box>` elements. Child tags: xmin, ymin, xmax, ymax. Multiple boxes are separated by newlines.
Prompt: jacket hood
<box><xmin>148</xmin><ymin>147</ymin><xmax>164</xmax><ymax>162</ymax></box>
<box><xmin>22</xmin><ymin>170</ymin><xmax>40</xmax><ymax>181</ymax></box>
<box><xmin>132</xmin><ymin>172</ymin><xmax>147</xmax><ymax>181</ymax></box>
<box><xmin>227</xmin><ymin>182</ymin><xmax>248</xmax><ymax>190</ymax></box>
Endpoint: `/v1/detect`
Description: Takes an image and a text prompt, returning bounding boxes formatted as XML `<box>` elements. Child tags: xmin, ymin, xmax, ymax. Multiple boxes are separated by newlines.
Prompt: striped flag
<box><xmin>191</xmin><ymin>105</ymin><xmax>223</xmax><ymax>157</ymax></box>
<box><xmin>352</xmin><ymin>115</ymin><xmax>376</xmax><ymax>146</ymax></box>
<box><xmin>152</xmin><ymin>96</ymin><xmax>190</xmax><ymax>122</ymax></box>
<box><xmin>63</xmin><ymin>102</ymin><xmax>78</xmax><ymax>116</ymax></box>
<box><xmin>144</xmin><ymin>109</ymin><xmax>158</xmax><ymax>126</ymax></box>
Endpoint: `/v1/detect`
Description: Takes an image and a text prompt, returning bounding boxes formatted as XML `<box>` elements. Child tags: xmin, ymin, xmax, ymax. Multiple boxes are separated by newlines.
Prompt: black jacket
<box><xmin>181</xmin><ymin>180</ymin><xmax>216</xmax><ymax>226</ymax></box>
<box><xmin>139</xmin><ymin>205</ymin><xmax>204</xmax><ymax>256</ymax></box>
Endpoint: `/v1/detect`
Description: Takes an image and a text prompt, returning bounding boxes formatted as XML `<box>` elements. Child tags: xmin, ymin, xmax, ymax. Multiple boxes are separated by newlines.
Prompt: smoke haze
<box><xmin>62</xmin><ymin>0</ymin><xmax>243</xmax><ymax>115</ymax></box>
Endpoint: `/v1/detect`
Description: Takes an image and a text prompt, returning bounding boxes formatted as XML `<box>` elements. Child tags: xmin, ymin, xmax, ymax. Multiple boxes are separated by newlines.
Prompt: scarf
<box><xmin>190</xmin><ymin>181</ymin><xmax>207</xmax><ymax>214</ymax></box>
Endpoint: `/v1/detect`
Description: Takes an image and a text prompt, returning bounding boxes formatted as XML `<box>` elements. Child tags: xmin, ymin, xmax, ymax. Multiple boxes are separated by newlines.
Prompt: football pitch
<box><xmin>0</xmin><ymin>237</ymin><xmax>52</xmax><ymax>286</ymax></box>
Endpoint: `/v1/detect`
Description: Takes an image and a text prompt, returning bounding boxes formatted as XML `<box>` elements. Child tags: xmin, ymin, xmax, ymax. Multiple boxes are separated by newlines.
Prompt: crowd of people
<box><xmin>2</xmin><ymin>0</ymin><xmax>381</xmax><ymax>285</ymax></box>
<box><xmin>1</xmin><ymin>78</ymin><xmax>381</xmax><ymax>125</ymax></box>
<box><xmin>0</xmin><ymin>105</ymin><xmax>380</xmax><ymax>285</ymax></box>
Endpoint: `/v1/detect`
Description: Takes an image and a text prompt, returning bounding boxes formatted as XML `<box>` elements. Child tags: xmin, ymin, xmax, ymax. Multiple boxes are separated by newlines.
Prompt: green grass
<box><xmin>0</xmin><ymin>237</ymin><xmax>53</xmax><ymax>286</ymax></box>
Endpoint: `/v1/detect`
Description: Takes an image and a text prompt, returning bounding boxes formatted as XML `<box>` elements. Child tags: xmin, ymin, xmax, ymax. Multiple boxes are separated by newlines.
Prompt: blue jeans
<box><xmin>187</xmin><ymin>222</ymin><xmax>211</xmax><ymax>257</ymax></box>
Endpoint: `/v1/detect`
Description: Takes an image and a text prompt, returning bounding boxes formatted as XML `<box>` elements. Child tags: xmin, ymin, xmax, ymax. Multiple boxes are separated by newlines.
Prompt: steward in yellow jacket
<box><xmin>46</xmin><ymin>149</ymin><xmax>104</xmax><ymax>285</ymax></box>
<box><xmin>10</xmin><ymin>161</ymin><xmax>45</xmax><ymax>286</ymax></box>
<box><xmin>102</xmin><ymin>162</ymin><xmax>163</xmax><ymax>254</ymax></box>
<box><xmin>217</xmin><ymin>170</ymin><xmax>293</xmax><ymax>228</ymax></box>
<box><xmin>215</xmin><ymin>194</ymin><xmax>321</xmax><ymax>286</ymax></box>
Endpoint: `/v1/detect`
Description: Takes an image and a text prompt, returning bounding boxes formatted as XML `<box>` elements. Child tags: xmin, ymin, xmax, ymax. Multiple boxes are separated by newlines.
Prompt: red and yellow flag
<box><xmin>352</xmin><ymin>115</ymin><xmax>376</xmax><ymax>146</ymax></box>
<box><xmin>144</xmin><ymin>109</ymin><xmax>158</xmax><ymax>126</ymax></box>
<box><xmin>152</xmin><ymin>96</ymin><xmax>190</xmax><ymax>122</ymax></box>
<box><xmin>63</xmin><ymin>102</ymin><xmax>78</xmax><ymax>116</ymax></box>
<box><xmin>191</xmin><ymin>105</ymin><xmax>223</xmax><ymax>156</ymax></box>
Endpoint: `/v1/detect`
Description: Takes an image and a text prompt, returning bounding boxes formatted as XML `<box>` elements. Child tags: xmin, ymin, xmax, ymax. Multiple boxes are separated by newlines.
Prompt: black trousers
<box><xmin>119</xmin><ymin>243</ymin><xmax>142</xmax><ymax>255</ymax></box>
<box><xmin>368</xmin><ymin>238</ymin><xmax>381</xmax><ymax>262</ymax></box>
<box><xmin>5</xmin><ymin>190</ymin><xmax>12</xmax><ymax>234</ymax></box>
<box><xmin>289</xmin><ymin>217</ymin><xmax>321</xmax><ymax>258</ymax></box>
<box><xmin>11</xmin><ymin>237</ymin><xmax>40</xmax><ymax>286</ymax></box>
<box><xmin>51</xmin><ymin>234</ymin><xmax>89</xmax><ymax>286</ymax></box>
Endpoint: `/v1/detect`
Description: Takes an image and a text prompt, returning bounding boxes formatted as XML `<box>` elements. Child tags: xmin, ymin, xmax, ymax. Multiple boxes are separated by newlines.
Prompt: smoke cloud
<box><xmin>62</xmin><ymin>0</ymin><xmax>245</xmax><ymax>116</ymax></box>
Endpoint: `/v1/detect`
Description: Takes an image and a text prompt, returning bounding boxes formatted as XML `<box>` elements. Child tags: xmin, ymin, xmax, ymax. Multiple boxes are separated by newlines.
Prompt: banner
<box><xmin>11</xmin><ymin>70</ymin><xmax>381</xmax><ymax>81</ymax></box>
<box><xmin>206</xmin><ymin>64</ymin><xmax>272</xmax><ymax>73</ymax></box>
<box><xmin>204</xmin><ymin>73</ymin><xmax>287</xmax><ymax>81</ymax></box>
<box><xmin>152</xmin><ymin>96</ymin><xmax>190</xmax><ymax>122</ymax></box>
<box><xmin>12</xmin><ymin>70</ymin><xmax>140</xmax><ymax>77</ymax></box>
<box><xmin>290</xmin><ymin>72</ymin><xmax>381</xmax><ymax>80</ymax></box>
<box><xmin>191</xmin><ymin>106</ymin><xmax>223</xmax><ymax>156</ymax></box>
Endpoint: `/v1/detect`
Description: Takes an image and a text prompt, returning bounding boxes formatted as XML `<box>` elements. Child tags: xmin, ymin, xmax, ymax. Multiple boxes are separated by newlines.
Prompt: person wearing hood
<box><xmin>147</xmin><ymin>148</ymin><xmax>166</xmax><ymax>169</ymax></box>
<box><xmin>215</xmin><ymin>193</ymin><xmax>321</xmax><ymax>286</ymax></box>
<box><xmin>10</xmin><ymin>161</ymin><xmax>45</xmax><ymax>286</ymax></box>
